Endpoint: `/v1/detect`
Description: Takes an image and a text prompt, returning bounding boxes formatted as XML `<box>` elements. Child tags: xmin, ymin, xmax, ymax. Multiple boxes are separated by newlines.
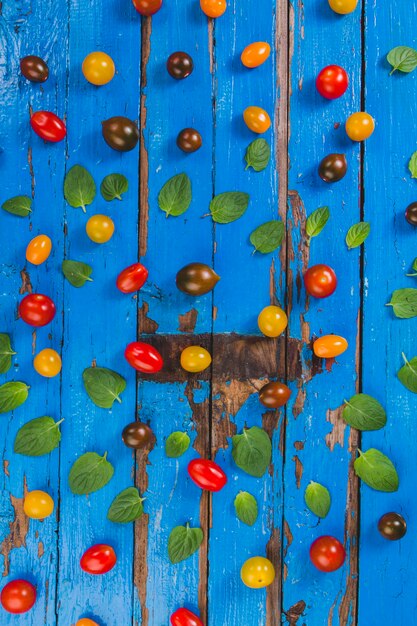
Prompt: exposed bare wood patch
<box><xmin>3</xmin><ymin>461</ymin><xmax>9</xmax><ymax>477</ymax></box>
<box><xmin>0</xmin><ymin>478</ymin><xmax>29</xmax><ymax>576</ymax></box>
<box><xmin>284</xmin><ymin>600</ymin><xmax>307</xmax><ymax>625</ymax></box>
<box><xmin>294</xmin><ymin>440</ymin><xmax>304</xmax><ymax>450</ymax></box>
<box><xmin>38</xmin><ymin>541</ymin><xmax>44</xmax><ymax>559</ymax></box>
<box><xmin>198</xmin><ymin>490</ymin><xmax>210</xmax><ymax>623</ymax></box>
<box><xmin>292</xmin><ymin>387</ymin><xmax>306</xmax><ymax>419</ymax></box>
<box><xmin>139</xmin><ymin>18</ymin><xmax>151</xmax><ymax>259</ymax></box>
<box><xmin>325</xmin><ymin>406</ymin><xmax>346</xmax><ymax>452</ymax></box>
<box><xmin>178</xmin><ymin>308</ymin><xmax>198</xmax><ymax>333</ymax></box>
<box><xmin>184</xmin><ymin>380</ymin><xmax>210</xmax><ymax>459</ymax></box>
<box><xmin>266</xmin><ymin>527</ymin><xmax>281</xmax><ymax>626</ymax></box>
<box><xmin>138</xmin><ymin>301</ymin><xmax>158</xmax><ymax>335</ymax></box>
<box><xmin>27</xmin><ymin>146</ymin><xmax>35</xmax><ymax>198</ymax></box>
<box><xmin>262</xmin><ymin>410</ymin><xmax>280</xmax><ymax>440</ymax></box>
<box><xmin>292</xmin><ymin>455</ymin><xmax>303</xmax><ymax>489</ymax></box>
<box><xmin>19</xmin><ymin>269</ymin><xmax>32</xmax><ymax>294</ymax></box>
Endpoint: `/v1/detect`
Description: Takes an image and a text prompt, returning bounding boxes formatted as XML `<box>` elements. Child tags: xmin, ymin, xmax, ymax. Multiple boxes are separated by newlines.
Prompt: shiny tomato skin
<box><xmin>30</xmin><ymin>111</ymin><xmax>66</xmax><ymax>142</ymax></box>
<box><xmin>1</xmin><ymin>579</ymin><xmax>36</xmax><ymax>614</ymax></box>
<box><xmin>19</xmin><ymin>294</ymin><xmax>56</xmax><ymax>327</ymax></box>
<box><xmin>241</xmin><ymin>42</ymin><xmax>271</xmax><ymax>68</ymax></box>
<box><xmin>80</xmin><ymin>544</ymin><xmax>116</xmax><ymax>575</ymax></box>
<box><xmin>316</xmin><ymin>65</ymin><xmax>348</xmax><ymax>99</ymax></box>
<box><xmin>188</xmin><ymin>458</ymin><xmax>227</xmax><ymax>492</ymax></box>
<box><xmin>26</xmin><ymin>235</ymin><xmax>52</xmax><ymax>265</ymax></box>
<box><xmin>241</xmin><ymin>556</ymin><xmax>275</xmax><ymax>588</ymax></box>
<box><xmin>313</xmin><ymin>335</ymin><xmax>348</xmax><ymax>359</ymax></box>
<box><xmin>328</xmin><ymin>0</ymin><xmax>358</xmax><ymax>14</ymax></box>
<box><xmin>33</xmin><ymin>348</ymin><xmax>62</xmax><ymax>378</ymax></box>
<box><xmin>116</xmin><ymin>263</ymin><xmax>148</xmax><ymax>293</ymax></box>
<box><xmin>310</xmin><ymin>536</ymin><xmax>346</xmax><ymax>572</ymax></box>
<box><xmin>132</xmin><ymin>0</ymin><xmax>162</xmax><ymax>15</ymax></box>
<box><xmin>345</xmin><ymin>112</ymin><xmax>375</xmax><ymax>141</ymax></box>
<box><xmin>125</xmin><ymin>342</ymin><xmax>163</xmax><ymax>373</ymax></box>
<box><xmin>304</xmin><ymin>264</ymin><xmax>337</xmax><ymax>298</ymax></box>
<box><xmin>170</xmin><ymin>607</ymin><xmax>204</xmax><ymax>626</ymax></box>
<box><xmin>243</xmin><ymin>106</ymin><xmax>271</xmax><ymax>133</ymax></box>
<box><xmin>76</xmin><ymin>620</ymin><xmax>99</xmax><ymax>626</ymax></box>
<box><xmin>82</xmin><ymin>51</ymin><xmax>115</xmax><ymax>86</ymax></box>
<box><xmin>24</xmin><ymin>490</ymin><xmax>54</xmax><ymax>519</ymax></box>
<box><xmin>200</xmin><ymin>0</ymin><xmax>227</xmax><ymax>18</ymax></box>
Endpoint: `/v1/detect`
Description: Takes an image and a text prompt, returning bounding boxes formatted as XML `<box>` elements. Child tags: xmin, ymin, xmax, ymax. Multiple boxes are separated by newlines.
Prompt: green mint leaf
<box><xmin>387</xmin><ymin>288</ymin><xmax>417</xmax><ymax>319</ymax></box>
<box><xmin>306</xmin><ymin>206</ymin><xmax>330</xmax><ymax>239</ymax></box>
<box><xmin>342</xmin><ymin>393</ymin><xmax>386</xmax><ymax>431</ymax></box>
<box><xmin>409</xmin><ymin>151</ymin><xmax>417</xmax><ymax>179</ymax></box>
<box><xmin>64</xmin><ymin>165</ymin><xmax>96</xmax><ymax>213</ymax></box>
<box><xmin>158</xmin><ymin>173</ymin><xmax>192</xmax><ymax>217</ymax></box>
<box><xmin>69</xmin><ymin>451</ymin><xmax>114</xmax><ymax>495</ymax></box>
<box><xmin>82</xmin><ymin>366</ymin><xmax>126</xmax><ymax>409</ymax></box>
<box><xmin>14</xmin><ymin>416</ymin><xmax>63</xmax><ymax>456</ymax></box>
<box><xmin>165</xmin><ymin>431</ymin><xmax>191</xmax><ymax>458</ymax></box>
<box><xmin>0</xmin><ymin>334</ymin><xmax>16</xmax><ymax>374</ymax></box>
<box><xmin>62</xmin><ymin>260</ymin><xmax>93</xmax><ymax>288</ymax></box>
<box><xmin>249</xmin><ymin>220</ymin><xmax>285</xmax><ymax>254</ymax></box>
<box><xmin>406</xmin><ymin>257</ymin><xmax>417</xmax><ymax>277</ymax></box>
<box><xmin>234</xmin><ymin>491</ymin><xmax>258</xmax><ymax>526</ymax></box>
<box><xmin>354</xmin><ymin>448</ymin><xmax>399</xmax><ymax>492</ymax></box>
<box><xmin>0</xmin><ymin>381</ymin><xmax>29</xmax><ymax>413</ymax></box>
<box><xmin>209</xmin><ymin>192</ymin><xmax>250</xmax><ymax>224</ymax></box>
<box><xmin>2</xmin><ymin>195</ymin><xmax>32</xmax><ymax>217</ymax></box>
<box><xmin>398</xmin><ymin>353</ymin><xmax>417</xmax><ymax>393</ymax></box>
<box><xmin>231</xmin><ymin>426</ymin><xmax>271</xmax><ymax>478</ymax></box>
<box><xmin>100</xmin><ymin>173</ymin><xmax>129</xmax><ymax>201</ymax></box>
<box><xmin>304</xmin><ymin>481</ymin><xmax>331</xmax><ymax>518</ymax></box>
<box><xmin>245</xmin><ymin>139</ymin><xmax>271</xmax><ymax>172</ymax></box>
<box><xmin>168</xmin><ymin>524</ymin><xmax>203</xmax><ymax>564</ymax></box>
<box><xmin>387</xmin><ymin>46</ymin><xmax>417</xmax><ymax>74</ymax></box>
<box><xmin>107</xmin><ymin>487</ymin><xmax>144</xmax><ymax>523</ymax></box>
<box><xmin>345</xmin><ymin>222</ymin><xmax>370</xmax><ymax>249</ymax></box>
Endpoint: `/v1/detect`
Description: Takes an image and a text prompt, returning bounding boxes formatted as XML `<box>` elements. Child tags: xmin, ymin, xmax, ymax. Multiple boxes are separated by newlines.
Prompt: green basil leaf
<box><xmin>0</xmin><ymin>381</ymin><xmax>29</xmax><ymax>413</ymax></box>
<box><xmin>165</xmin><ymin>431</ymin><xmax>190</xmax><ymax>458</ymax></box>
<box><xmin>304</xmin><ymin>481</ymin><xmax>331</xmax><ymax>518</ymax></box>
<box><xmin>354</xmin><ymin>448</ymin><xmax>399</xmax><ymax>493</ymax></box>
<box><xmin>342</xmin><ymin>393</ymin><xmax>386</xmax><ymax>431</ymax></box>
<box><xmin>100</xmin><ymin>173</ymin><xmax>129</xmax><ymax>201</ymax></box>
<box><xmin>0</xmin><ymin>334</ymin><xmax>16</xmax><ymax>374</ymax></box>
<box><xmin>14</xmin><ymin>416</ymin><xmax>63</xmax><ymax>456</ymax></box>
<box><xmin>306</xmin><ymin>206</ymin><xmax>330</xmax><ymax>239</ymax></box>
<box><xmin>64</xmin><ymin>165</ymin><xmax>96</xmax><ymax>213</ymax></box>
<box><xmin>231</xmin><ymin>426</ymin><xmax>271</xmax><ymax>478</ymax></box>
<box><xmin>168</xmin><ymin>523</ymin><xmax>203</xmax><ymax>564</ymax></box>
<box><xmin>406</xmin><ymin>257</ymin><xmax>417</xmax><ymax>277</ymax></box>
<box><xmin>249</xmin><ymin>220</ymin><xmax>285</xmax><ymax>254</ymax></box>
<box><xmin>387</xmin><ymin>288</ymin><xmax>417</xmax><ymax>319</ymax></box>
<box><xmin>234</xmin><ymin>491</ymin><xmax>258</xmax><ymax>526</ymax></box>
<box><xmin>107</xmin><ymin>487</ymin><xmax>144</xmax><ymax>523</ymax></box>
<box><xmin>244</xmin><ymin>139</ymin><xmax>271</xmax><ymax>172</ymax></box>
<box><xmin>345</xmin><ymin>222</ymin><xmax>370</xmax><ymax>249</ymax></box>
<box><xmin>409</xmin><ymin>151</ymin><xmax>417</xmax><ymax>179</ymax></box>
<box><xmin>387</xmin><ymin>46</ymin><xmax>417</xmax><ymax>74</ymax></box>
<box><xmin>209</xmin><ymin>191</ymin><xmax>250</xmax><ymax>224</ymax></box>
<box><xmin>82</xmin><ymin>366</ymin><xmax>126</xmax><ymax>408</ymax></box>
<box><xmin>398</xmin><ymin>353</ymin><xmax>417</xmax><ymax>393</ymax></box>
<box><xmin>69</xmin><ymin>451</ymin><xmax>114</xmax><ymax>495</ymax></box>
<box><xmin>62</xmin><ymin>260</ymin><xmax>93</xmax><ymax>288</ymax></box>
<box><xmin>158</xmin><ymin>173</ymin><xmax>192</xmax><ymax>217</ymax></box>
<box><xmin>2</xmin><ymin>195</ymin><xmax>32</xmax><ymax>217</ymax></box>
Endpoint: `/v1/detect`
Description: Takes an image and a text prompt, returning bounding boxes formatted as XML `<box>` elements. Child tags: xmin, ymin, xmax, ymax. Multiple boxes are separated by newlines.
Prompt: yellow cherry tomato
<box><xmin>33</xmin><ymin>348</ymin><xmax>62</xmax><ymax>378</ymax></box>
<box><xmin>24</xmin><ymin>490</ymin><xmax>54</xmax><ymax>520</ymax></box>
<box><xmin>76</xmin><ymin>620</ymin><xmax>99</xmax><ymax>626</ymax></box>
<box><xmin>328</xmin><ymin>0</ymin><xmax>358</xmax><ymax>14</ymax></box>
<box><xmin>86</xmin><ymin>215</ymin><xmax>115</xmax><ymax>244</ymax></box>
<box><xmin>25</xmin><ymin>235</ymin><xmax>52</xmax><ymax>266</ymax></box>
<box><xmin>200</xmin><ymin>0</ymin><xmax>227</xmax><ymax>18</ymax></box>
<box><xmin>241</xmin><ymin>42</ymin><xmax>271</xmax><ymax>68</ymax></box>
<box><xmin>82</xmin><ymin>51</ymin><xmax>115</xmax><ymax>86</ymax></box>
<box><xmin>258</xmin><ymin>305</ymin><xmax>288</xmax><ymax>338</ymax></box>
<box><xmin>313</xmin><ymin>335</ymin><xmax>348</xmax><ymax>358</ymax></box>
<box><xmin>180</xmin><ymin>346</ymin><xmax>212</xmax><ymax>373</ymax></box>
<box><xmin>345</xmin><ymin>112</ymin><xmax>375</xmax><ymax>141</ymax></box>
<box><xmin>241</xmin><ymin>556</ymin><xmax>275</xmax><ymax>589</ymax></box>
<box><xmin>243</xmin><ymin>106</ymin><xmax>271</xmax><ymax>134</ymax></box>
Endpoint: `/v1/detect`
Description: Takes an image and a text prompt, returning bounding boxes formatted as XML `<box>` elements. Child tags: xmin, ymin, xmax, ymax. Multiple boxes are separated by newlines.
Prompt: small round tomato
<box><xmin>24</xmin><ymin>490</ymin><xmax>54</xmax><ymax>519</ymax></box>
<box><xmin>188</xmin><ymin>458</ymin><xmax>227</xmax><ymax>492</ymax></box>
<box><xmin>241</xmin><ymin>556</ymin><xmax>275</xmax><ymax>589</ymax></box>
<box><xmin>1</xmin><ymin>580</ymin><xmax>36</xmax><ymax>614</ymax></box>
<box><xmin>116</xmin><ymin>263</ymin><xmax>148</xmax><ymax>293</ymax></box>
<box><xmin>30</xmin><ymin>111</ymin><xmax>66</xmax><ymax>142</ymax></box>
<box><xmin>258</xmin><ymin>305</ymin><xmax>288</xmax><ymax>337</ymax></box>
<box><xmin>33</xmin><ymin>348</ymin><xmax>62</xmax><ymax>378</ymax></box>
<box><xmin>243</xmin><ymin>106</ymin><xmax>271</xmax><ymax>133</ymax></box>
<box><xmin>132</xmin><ymin>0</ymin><xmax>162</xmax><ymax>15</ymax></box>
<box><xmin>80</xmin><ymin>544</ymin><xmax>116</xmax><ymax>575</ymax></box>
<box><xmin>304</xmin><ymin>265</ymin><xmax>337</xmax><ymax>299</ymax></box>
<box><xmin>316</xmin><ymin>65</ymin><xmax>348</xmax><ymax>99</ymax></box>
<box><xmin>76</xmin><ymin>619</ymin><xmax>100</xmax><ymax>626</ymax></box>
<box><xmin>82</xmin><ymin>51</ymin><xmax>115</xmax><ymax>86</ymax></box>
<box><xmin>122</xmin><ymin>421</ymin><xmax>154</xmax><ymax>449</ymax></box>
<box><xmin>241</xmin><ymin>42</ymin><xmax>271</xmax><ymax>68</ymax></box>
<box><xmin>19</xmin><ymin>294</ymin><xmax>56</xmax><ymax>327</ymax></box>
<box><xmin>200</xmin><ymin>0</ymin><xmax>227</xmax><ymax>18</ymax></box>
<box><xmin>171</xmin><ymin>607</ymin><xmax>203</xmax><ymax>626</ymax></box>
<box><xmin>180</xmin><ymin>346</ymin><xmax>212</xmax><ymax>373</ymax></box>
<box><xmin>259</xmin><ymin>381</ymin><xmax>291</xmax><ymax>408</ymax></box>
<box><xmin>313</xmin><ymin>335</ymin><xmax>348</xmax><ymax>359</ymax></box>
<box><xmin>345</xmin><ymin>112</ymin><xmax>375</xmax><ymax>141</ymax></box>
<box><xmin>125</xmin><ymin>341</ymin><xmax>163</xmax><ymax>373</ymax></box>
<box><xmin>378</xmin><ymin>512</ymin><xmax>407</xmax><ymax>541</ymax></box>
<box><xmin>86</xmin><ymin>215</ymin><xmax>115</xmax><ymax>244</ymax></box>
<box><xmin>328</xmin><ymin>0</ymin><xmax>358</xmax><ymax>14</ymax></box>
<box><xmin>405</xmin><ymin>202</ymin><xmax>417</xmax><ymax>226</ymax></box>
<box><xmin>26</xmin><ymin>235</ymin><xmax>52</xmax><ymax>265</ymax></box>
<box><xmin>310</xmin><ymin>536</ymin><xmax>345</xmax><ymax>572</ymax></box>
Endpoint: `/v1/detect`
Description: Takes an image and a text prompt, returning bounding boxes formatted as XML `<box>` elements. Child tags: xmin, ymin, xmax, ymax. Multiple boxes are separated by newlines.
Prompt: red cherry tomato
<box><xmin>171</xmin><ymin>607</ymin><xmax>203</xmax><ymax>626</ymax></box>
<box><xmin>116</xmin><ymin>263</ymin><xmax>148</xmax><ymax>294</ymax></box>
<box><xmin>303</xmin><ymin>264</ymin><xmax>337</xmax><ymax>298</ymax></box>
<box><xmin>1</xmin><ymin>579</ymin><xmax>36</xmax><ymax>614</ymax></box>
<box><xmin>125</xmin><ymin>342</ymin><xmax>163</xmax><ymax>373</ymax></box>
<box><xmin>132</xmin><ymin>0</ymin><xmax>162</xmax><ymax>15</ymax></box>
<box><xmin>19</xmin><ymin>293</ymin><xmax>56</xmax><ymax>327</ymax></box>
<box><xmin>316</xmin><ymin>65</ymin><xmax>348</xmax><ymax>100</ymax></box>
<box><xmin>30</xmin><ymin>111</ymin><xmax>67</xmax><ymax>142</ymax></box>
<box><xmin>188</xmin><ymin>458</ymin><xmax>227</xmax><ymax>492</ymax></box>
<box><xmin>310</xmin><ymin>536</ymin><xmax>346</xmax><ymax>572</ymax></box>
<box><xmin>80</xmin><ymin>544</ymin><xmax>117</xmax><ymax>575</ymax></box>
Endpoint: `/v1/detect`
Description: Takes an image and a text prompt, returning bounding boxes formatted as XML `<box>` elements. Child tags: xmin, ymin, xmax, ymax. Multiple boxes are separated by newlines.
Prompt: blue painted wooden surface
<box><xmin>0</xmin><ymin>0</ymin><xmax>416</xmax><ymax>625</ymax></box>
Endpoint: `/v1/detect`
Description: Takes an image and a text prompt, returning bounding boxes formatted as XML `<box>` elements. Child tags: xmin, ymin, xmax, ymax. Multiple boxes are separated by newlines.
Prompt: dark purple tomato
<box><xmin>20</xmin><ymin>56</ymin><xmax>49</xmax><ymax>82</ymax></box>
<box><xmin>122</xmin><ymin>421</ymin><xmax>154</xmax><ymax>449</ymax></box>
<box><xmin>319</xmin><ymin>153</ymin><xmax>347</xmax><ymax>183</ymax></box>
<box><xmin>378</xmin><ymin>512</ymin><xmax>407</xmax><ymax>541</ymax></box>
<box><xmin>405</xmin><ymin>202</ymin><xmax>417</xmax><ymax>226</ymax></box>
<box><xmin>177</xmin><ymin>128</ymin><xmax>202</xmax><ymax>153</ymax></box>
<box><xmin>167</xmin><ymin>52</ymin><xmax>194</xmax><ymax>79</ymax></box>
<box><xmin>259</xmin><ymin>381</ymin><xmax>291</xmax><ymax>408</ymax></box>
<box><xmin>102</xmin><ymin>117</ymin><xmax>139</xmax><ymax>151</ymax></box>
<box><xmin>176</xmin><ymin>263</ymin><xmax>220</xmax><ymax>296</ymax></box>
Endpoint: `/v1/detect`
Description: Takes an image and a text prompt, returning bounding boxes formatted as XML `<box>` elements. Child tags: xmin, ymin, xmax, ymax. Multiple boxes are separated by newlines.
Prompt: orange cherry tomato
<box><xmin>132</xmin><ymin>0</ymin><xmax>162</xmax><ymax>15</ymax></box>
<box><xmin>345</xmin><ymin>112</ymin><xmax>375</xmax><ymax>141</ymax></box>
<box><xmin>243</xmin><ymin>106</ymin><xmax>271</xmax><ymax>134</ymax></box>
<box><xmin>82</xmin><ymin>52</ymin><xmax>115</xmax><ymax>86</ymax></box>
<box><xmin>33</xmin><ymin>348</ymin><xmax>62</xmax><ymax>378</ymax></box>
<box><xmin>76</xmin><ymin>619</ymin><xmax>100</xmax><ymax>626</ymax></box>
<box><xmin>241</xmin><ymin>42</ymin><xmax>271</xmax><ymax>68</ymax></box>
<box><xmin>25</xmin><ymin>235</ymin><xmax>52</xmax><ymax>265</ymax></box>
<box><xmin>200</xmin><ymin>0</ymin><xmax>226</xmax><ymax>17</ymax></box>
<box><xmin>313</xmin><ymin>335</ymin><xmax>348</xmax><ymax>359</ymax></box>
